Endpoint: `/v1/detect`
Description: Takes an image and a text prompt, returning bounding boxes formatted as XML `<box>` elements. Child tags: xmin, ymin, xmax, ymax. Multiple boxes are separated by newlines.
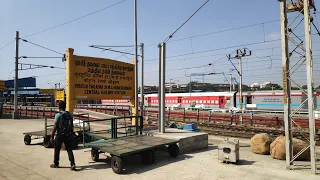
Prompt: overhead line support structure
<box><xmin>13</xmin><ymin>31</ymin><xmax>19</xmax><ymax>119</ymax></box>
<box><xmin>279</xmin><ymin>0</ymin><xmax>317</xmax><ymax>174</ymax></box>
<box><xmin>228</xmin><ymin>48</ymin><xmax>252</xmax><ymax>124</ymax></box>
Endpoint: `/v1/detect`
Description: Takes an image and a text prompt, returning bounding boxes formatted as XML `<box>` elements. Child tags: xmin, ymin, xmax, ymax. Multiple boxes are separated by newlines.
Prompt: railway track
<box><xmin>198</xmin><ymin>123</ymin><xmax>320</xmax><ymax>145</ymax></box>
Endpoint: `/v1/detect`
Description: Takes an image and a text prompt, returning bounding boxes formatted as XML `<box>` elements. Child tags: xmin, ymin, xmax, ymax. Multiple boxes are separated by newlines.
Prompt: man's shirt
<box><xmin>54</xmin><ymin>111</ymin><xmax>73</xmax><ymax>135</ymax></box>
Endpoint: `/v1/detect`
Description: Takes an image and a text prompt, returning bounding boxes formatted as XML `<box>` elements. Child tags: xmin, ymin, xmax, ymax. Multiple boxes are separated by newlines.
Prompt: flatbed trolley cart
<box><xmin>23</xmin><ymin>113</ymin><xmax>90</xmax><ymax>148</ymax></box>
<box><xmin>80</xmin><ymin>115</ymin><xmax>137</xmax><ymax>143</ymax></box>
<box><xmin>82</xmin><ymin>116</ymin><xmax>180</xmax><ymax>174</ymax></box>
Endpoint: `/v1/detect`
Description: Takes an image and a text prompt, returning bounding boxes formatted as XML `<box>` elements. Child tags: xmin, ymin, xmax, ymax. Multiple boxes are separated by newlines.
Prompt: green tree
<box><xmin>233</xmin><ymin>84</ymin><xmax>250</xmax><ymax>92</ymax></box>
<box><xmin>261</xmin><ymin>83</ymin><xmax>282</xmax><ymax>90</ymax></box>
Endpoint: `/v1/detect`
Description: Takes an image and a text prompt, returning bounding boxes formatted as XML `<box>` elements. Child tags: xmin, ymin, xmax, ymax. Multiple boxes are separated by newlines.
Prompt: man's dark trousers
<box><xmin>53</xmin><ymin>135</ymin><xmax>75</xmax><ymax>166</ymax></box>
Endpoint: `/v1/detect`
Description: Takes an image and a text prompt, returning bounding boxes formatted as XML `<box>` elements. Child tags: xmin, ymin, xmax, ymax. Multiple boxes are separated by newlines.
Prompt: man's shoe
<box><xmin>50</xmin><ymin>164</ymin><xmax>59</xmax><ymax>168</ymax></box>
<box><xmin>70</xmin><ymin>165</ymin><xmax>76</xmax><ymax>171</ymax></box>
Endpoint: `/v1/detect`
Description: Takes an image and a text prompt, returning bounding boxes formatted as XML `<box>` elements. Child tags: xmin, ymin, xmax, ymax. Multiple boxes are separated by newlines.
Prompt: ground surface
<box><xmin>0</xmin><ymin>118</ymin><xmax>319</xmax><ymax>180</ymax></box>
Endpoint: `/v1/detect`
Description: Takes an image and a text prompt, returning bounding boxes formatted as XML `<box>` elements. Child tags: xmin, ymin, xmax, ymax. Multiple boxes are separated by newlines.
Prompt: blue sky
<box><xmin>0</xmin><ymin>0</ymin><xmax>320</xmax><ymax>89</ymax></box>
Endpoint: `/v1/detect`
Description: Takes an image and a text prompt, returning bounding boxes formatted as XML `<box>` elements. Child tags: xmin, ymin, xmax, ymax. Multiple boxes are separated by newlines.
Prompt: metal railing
<box><xmin>81</xmin><ymin>115</ymin><xmax>143</xmax><ymax>147</ymax></box>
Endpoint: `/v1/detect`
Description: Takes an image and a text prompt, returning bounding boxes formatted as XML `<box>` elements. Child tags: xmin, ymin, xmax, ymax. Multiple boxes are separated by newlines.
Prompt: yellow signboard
<box><xmin>0</xmin><ymin>80</ymin><xmax>5</xmax><ymax>90</ymax></box>
<box><xmin>55</xmin><ymin>89</ymin><xmax>65</xmax><ymax>101</ymax></box>
<box><xmin>66</xmin><ymin>52</ymin><xmax>135</xmax><ymax>101</ymax></box>
<box><xmin>40</xmin><ymin>89</ymin><xmax>55</xmax><ymax>95</ymax></box>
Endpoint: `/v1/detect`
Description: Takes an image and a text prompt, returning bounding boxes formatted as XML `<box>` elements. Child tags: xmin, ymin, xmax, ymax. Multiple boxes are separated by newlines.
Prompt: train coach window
<box><xmin>204</xmin><ymin>100</ymin><xmax>206</xmax><ymax>103</ymax></box>
<box><xmin>211</xmin><ymin>100</ymin><xmax>214</xmax><ymax>104</ymax></box>
<box><xmin>246</xmin><ymin>96</ymin><xmax>252</xmax><ymax>104</ymax></box>
<box><xmin>200</xmin><ymin>100</ymin><xmax>202</xmax><ymax>103</ymax></box>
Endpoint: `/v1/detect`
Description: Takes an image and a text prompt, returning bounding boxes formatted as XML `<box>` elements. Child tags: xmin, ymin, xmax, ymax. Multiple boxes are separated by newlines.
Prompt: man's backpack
<box><xmin>58</xmin><ymin>111</ymin><xmax>73</xmax><ymax>136</ymax></box>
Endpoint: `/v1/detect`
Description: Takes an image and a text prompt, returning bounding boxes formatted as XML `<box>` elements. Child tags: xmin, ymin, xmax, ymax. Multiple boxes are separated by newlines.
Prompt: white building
<box><xmin>260</xmin><ymin>82</ymin><xmax>272</xmax><ymax>88</ymax></box>
<box><xmin>250</xmin><ymin>83</ymin><xmax>260</xmax><ymax>88</ymax></box>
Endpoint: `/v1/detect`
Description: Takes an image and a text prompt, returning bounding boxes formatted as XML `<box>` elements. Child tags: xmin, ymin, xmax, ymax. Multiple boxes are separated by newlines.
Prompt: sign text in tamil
<box><xmin>70</xmin><ymin>55</ymin><xmax>134</xmax><ymax>100</ymax></box>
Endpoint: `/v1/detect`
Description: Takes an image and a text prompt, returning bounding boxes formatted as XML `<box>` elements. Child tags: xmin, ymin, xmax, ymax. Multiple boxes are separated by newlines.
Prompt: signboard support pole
<box><xmin>133</xmin><ymin>0</ymin><xmax>139</xmax><ymax>128</ymax></box>
<box><xmin>65</xmin><ymin>48</ymin><xmax>77</xmax><ymax>113</ymax></box>
<box><xmin>13</xmin><ymin>31</ymin><xmax>19</xmax><ymax>119</ymax></box>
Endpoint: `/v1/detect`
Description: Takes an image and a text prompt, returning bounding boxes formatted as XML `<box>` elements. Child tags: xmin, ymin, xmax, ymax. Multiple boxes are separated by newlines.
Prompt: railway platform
<box><xmin>1</xmin><ymin>117</ymin><xmax>319</xmax><ymax>179</ymax></box>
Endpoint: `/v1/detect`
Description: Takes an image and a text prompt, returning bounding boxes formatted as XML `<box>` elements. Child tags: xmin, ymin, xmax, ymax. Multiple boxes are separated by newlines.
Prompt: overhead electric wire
<box><xmin>89</xmin><ymin>45</ymin><xmax>140</xmax><ymax>56</ymax></box>
<box><xmin>145</xmin><ymin>56</ymin><xmax>227</xmax><ymax>73</ymax></box>
<box><xmin>19</xmin><ymin>56</ymin><xmax>63</xmax><ymax>59</ymax></box>
<box><xmin>23</xmin><ymin>0</ymin><xmax>129</xmax><ymax>38</ymax></box>
<box><xmin>0</xmin><ymin>39</ymin><xmax>15</xmax><ymax>51</ymax></box>
<box><xmin>163</xmin><ymin>0</ymin><xmax>209</xmax><ymax>43</ymax></box>
<box><xmin>0</xmin><ymin>0</ymin><xmax>129</xmax><ymax>52</ymax></box>
<box><xmin>145</xmin><ymin>33</ymin><xmax>320</xmax><ymax>63</ymax></box>
<box><xmin>20</xmin><ymin>38</ymin><xmax>64</xmax><ymax>55</ymax></box>
<box><xmin>91</xmin><ymin>45</ymin><xmax>135</xmax><ymax>48</ymax></box>
<box><xmin>115</xmin><ymin>48</ymin><xmax>135</xmax><ymax>59</ymax></box>
<box><xmin>145</xmin><ymin>52</ymin><xmax>320</xmax><ymax>74</ymax></box>
<box><xmin>169</xmin><ymin>20</ymin><xmax>281</xmax><ymax>43</ymax></box>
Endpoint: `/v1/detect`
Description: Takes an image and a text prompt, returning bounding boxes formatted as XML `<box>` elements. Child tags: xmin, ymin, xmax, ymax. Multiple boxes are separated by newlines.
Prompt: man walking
<box><xmin>50</xmin><ymin>101</ymin><xmax>76</xmax><ymax>170</ymax></box>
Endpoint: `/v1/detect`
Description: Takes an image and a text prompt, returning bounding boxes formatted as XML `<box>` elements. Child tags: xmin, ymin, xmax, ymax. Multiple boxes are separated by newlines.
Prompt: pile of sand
<box><xmin>270</xmin><ymin>135</ymin><xmax>310</xmax><ymax>160</ymax></box>
<box><xmin>250</xmin><ymin>133</ymin><xmax>272</xmax><ymax>155</ymax></box>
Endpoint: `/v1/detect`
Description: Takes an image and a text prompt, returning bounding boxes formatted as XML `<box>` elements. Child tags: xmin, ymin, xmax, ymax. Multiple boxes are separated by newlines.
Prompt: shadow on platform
<box><xmin>77</xmin><ymin>150</ymin><xmax>193</xmax><ymax>174</ymax></box>
<box><xmin>236</xmin><ymin>159</ymin><xmax>256</xmax><ymax>166</ymax></box>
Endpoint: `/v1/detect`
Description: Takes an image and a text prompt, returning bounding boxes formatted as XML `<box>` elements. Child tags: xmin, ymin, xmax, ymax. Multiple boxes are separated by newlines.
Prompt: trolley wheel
<box><xmin>168</xmin><ymin>144</ymin><xmax>179</xmax><ymax>158</ymax></box>
<box><xmin>91</xmin><ymin>148</ymin><xmax>99</xmax><ymax>162</ymax></box>
<box><xmin>24</xmin><ymin>135</ymin><xmax>31</xmax><ymax>145</ymax></box>
<box><xmin>111</xmin><ymin>156</ymin><xmax>124</xmax><ymax>174</ymax></box>
<box><xmin>43</xmin><ymin>136</ymin><xmax>52</xmax><ymax>148</ymax></box>
<box><xmin>141</xmin><ymin>149</ymin><xmax>155</xmax><ymax>165</ymax></box>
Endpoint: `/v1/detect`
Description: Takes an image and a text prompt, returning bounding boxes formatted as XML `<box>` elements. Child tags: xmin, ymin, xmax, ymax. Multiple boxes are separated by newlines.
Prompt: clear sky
<box><xmin>1</xmin><ymin>0</ymin><xmax>320</xmax><ymax>89</ymax></box>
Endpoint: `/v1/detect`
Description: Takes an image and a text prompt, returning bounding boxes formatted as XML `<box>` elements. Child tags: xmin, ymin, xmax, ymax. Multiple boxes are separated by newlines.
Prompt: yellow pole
<box><xmin>131</xmin><ymin>99</ymin><xmax>136</xmax><ymax>126</ymax></box>
<box><xmin>65</xmin><ymin>48</ymin><xmax>76</xmax><ymax>113</ymax></box>
<box><xmin>131</xmin><ymin>59</ymin><xmax>136</xmax><ymax>125</ymax></box>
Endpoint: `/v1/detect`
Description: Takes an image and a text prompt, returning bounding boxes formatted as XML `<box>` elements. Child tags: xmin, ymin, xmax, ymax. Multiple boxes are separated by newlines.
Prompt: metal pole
<box><xmin>134</xmin><ymin>0</ymin><xmax>139</xmax><ymax>129</ymax></box>
<box><xmin>303</xmin><ymin>0</ymin><xmax>316</xmax><ymax>174</ymax></box>
<box><xmin>189</xmin><ymin>76</ymin><xmax>192</xmax><ymax>105</ymax></box>
<box><xmin>239</xmin><ymin>56</ymin><xmax>243</xmax><ymax>124</ymax></box>
<box><xmin>54</xmin><ymin>84</ymin><xmax>57</xmax><ymax>106</ymax></box>
<box><xmin>160</xmin><ymin>43</ymin><xmax>166</xmax><ymax>133</ymax></box>
<box><xmin>140</xmin><ymin>43</ymin><xmax>144</xmax><ymax>122</ymax></box>
<box><xmin>169</xmin><ymin>79</ymin><xmax>172</xmax><ymax>93</ymax></box>
<box><xmin>280</xmin><ymin>0</ymin><xmax>293</xmax><ymax>169</ymax></box>
<box><xmin>45</xmin><ymin>117</ymin><xmax>47</xmax><ymax>136</ymax></box>
<box><xmin>158</xmin><ymin>44</ymin><xmax>162</xmax><ymax>132</ymax></box>
<box><xmin>229</xmin><ymin>74</ymin><xmax>232</xmax><ymax>92</ymax></box>
<box><xmin>13</xmin><ymin>31</ymin><xmax>19</xmax><ymax>119</ymax></box>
